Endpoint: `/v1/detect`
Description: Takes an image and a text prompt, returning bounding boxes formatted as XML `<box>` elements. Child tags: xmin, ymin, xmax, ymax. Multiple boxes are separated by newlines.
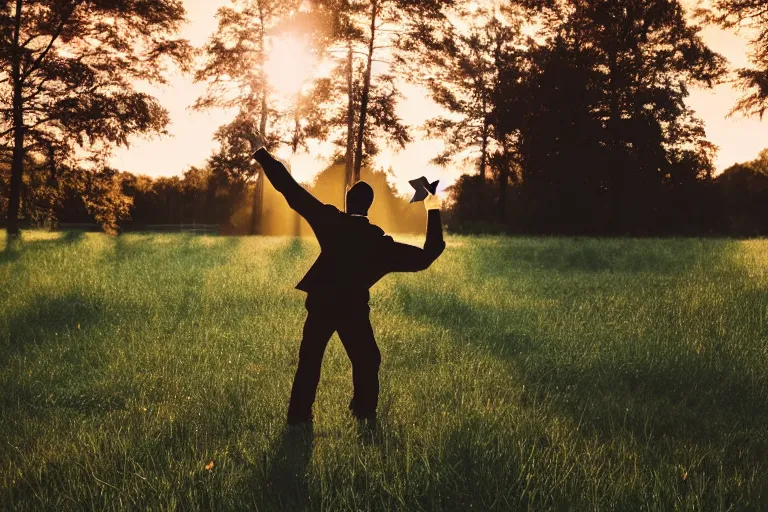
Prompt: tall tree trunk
<box><xmin>7</xmin><ymin>0</ymin><xmax>24</xmax><ymax>237</ymax></box>
<box><xmin>206</xmin><ymin>177</ymin><xmax>218</xmax><ymax>225</ymax></box>
<box><xmin>608</xmin><ymin>47</ymin><xmax>624</xmax><ymax>233</ymax></box>
<box><xmin>45</xmin><ymin>142</ymin><xmax>58</xmax><ymax>229</ymax></box>
<box><xmin>479</xmin><ymin>120</ymin><xmax>489</xmax><ymax>183</ymax></box>
<box><xmin>478</xmin><ymin>114</ymin><xmax>490</xmax><ymax>221</ymax></box>
<box><xmin>249</xmin><ymin>91</ymin><xmax>267</xmax><ymax>236</ymax></box>
<box><xmin>291</xmin><ymin>90</ymin><xmax>301</xmax><ymax>153</ymax></box>
<box><xmin>249</xmin><ymin>175</ymin><xmax>263</xmax><ymax>236</ymax></box>
<box><xmin>352</xmin><ymin>0</ymin><xmax>378</xmax><ymax>184</ymax></box>
<box><xmin>344</xmin><ymin>42</ymin><xmax>355</xmax><ymax>207</ymax></box>
<box><xmin>249</xmin><ymin>17</ymin><xmax>269</xmax><ymax>237</ymax></box>
<box><xmin>498</xmin><ymin>143</ymin><xmax>509</xmax><ymax>227</ymax></box>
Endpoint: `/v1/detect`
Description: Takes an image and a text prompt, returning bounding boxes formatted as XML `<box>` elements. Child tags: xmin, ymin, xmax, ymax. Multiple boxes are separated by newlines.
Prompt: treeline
<box><xmin>445</xmin><ymin>148</ymin><xmax>768</xmax><ymax>237</ymax></box>
<box><xmin>419</xmin><ymin>0</ymin><xmax>757</xmax><ymax>236</ymax></box>
<box><xmin>50</xmin><ymin>160</ymin><xmax>426</xmax><ymax>235</ymax></box>
<box><xmin>13</xmin><ymin>145</ymin><xmax>768</xmax><ymax>237</ymax></box>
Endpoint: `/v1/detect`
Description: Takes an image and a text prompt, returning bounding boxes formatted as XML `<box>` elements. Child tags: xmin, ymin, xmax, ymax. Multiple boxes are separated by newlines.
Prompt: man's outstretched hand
<box><xmin>424</xmin><ymin>190</ymin><xmax>441</xmax><ymax>211</ymax></box>
<box><xmin>247</xmin><ymin>130</ymin><xmax>266</xmax><ymax>156</ymax></box>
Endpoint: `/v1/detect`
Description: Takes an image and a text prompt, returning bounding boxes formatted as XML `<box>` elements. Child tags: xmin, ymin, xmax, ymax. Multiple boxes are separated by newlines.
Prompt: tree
<box><xmin>274</xmin><ymin>0</ymin><xmax>415</xmax><ymax>195</ymax></box>
<box><xmin>307</xmin><ymin>158</ymin><xmax>425</xmax><ymax>233</ymax></box>
<box><xmin>195</xmin><ymin>0</ymin><xmax>356</xmax><ymax>233</ymax></box>
<box><xmin>716</xmin><ymin>149</ymin><xmax>768</xmax><ymax>235</ymax></box>
<box><xmin>318</xmin><ymin>62</ymin><xmax>411</xmax><ymax>190</ymax></box>
<box><xmin>571</xmin><ymin>0</ymin><xmax>724</xmax><ymax>231</ymax></box>
<box><xmin>510</xmin><ymin>35</ymin><xmax>612</xmax><ymax>234</ymax></box>
<box><xmin>0</xmin><ymin>0</ymin><xmax>192</xmax><ymax>235</ymax></box>
<box><xmin>195</xmin><ymin>0</ymin><xmax>290</xmax><ymax>235</ymax></box>
<box><xmin>196</xmin><ymin>0</ymin><xmax>439</xmax><ymax>221</ymax></box>
<box><xmin>507</xmin><ymin>0</ymin><xmax>727</xmax><ymax>233</ymax></box>
<box><xmin>206</xmin><ymin>112</ymin><xmax>262</xmax><ymax>232</ymax></box>
<box><xmin>707</xmin><ymin>0</ymin><xmax>768</xmax><ymax>117</ymax></box>
<box><xmin>343</xmin><ymin>0</ymin><xmax>452</xmax><ymax>184</ymax></box>
<box><xmin>415</xmin><ymin>10</ymin><xmax>515</xmax><ymax>180</ymax></box>
<box><xmin>406</xmin><ymin>5</ymin><xmax>525</xmax><ymax>223</ymax></box>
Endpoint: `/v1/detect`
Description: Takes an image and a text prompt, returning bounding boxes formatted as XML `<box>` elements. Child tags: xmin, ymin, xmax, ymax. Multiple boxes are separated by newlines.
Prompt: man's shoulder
<box><xmin>323</xmin><ymin>204</ymin><xmax>341</xmax><ymax>214</ymax></box>
<box><xmin>344</xmin><ymin>216</ymin><xmax>390</xmax><ymax>241</ymax></box>
<box><xmin>369</xmin><ymin>223</ymin><xmax>395</xmax><ymax>245</ymax></box>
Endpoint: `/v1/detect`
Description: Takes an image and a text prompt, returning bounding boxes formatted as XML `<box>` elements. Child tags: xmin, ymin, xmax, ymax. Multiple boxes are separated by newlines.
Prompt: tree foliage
<box><xmin>0</xmin><ymin>0</ymin><xmax>193</xmax><ymax>234</ymax></box>
<box><xmin>413</xmin><ymin>8</ymin><xmax>520</xmax><ymax>178</ymax></box>
<box><xmin>715</xmin><ymin>148</ymin><xmax>768</xmax><ymax>235</ymax></box>
<box><xmin>335</xmin><ymin>0</ymin><xmax>452</xmax><ymax>183</ymax></box>
<box><xmin>706</xmin><ymin>0</ymin><xmax>768</xmax><ymax>117</ymax></box>
<box><xmin>442</xmin><ymin>0</ymin><xmax>727</xmax><ymax>235</ymax></box>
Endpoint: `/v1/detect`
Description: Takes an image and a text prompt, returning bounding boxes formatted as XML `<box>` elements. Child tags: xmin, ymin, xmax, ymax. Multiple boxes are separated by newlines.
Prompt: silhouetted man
<box><xmin>251</xmin><ymin>143</ymin><xmax>445</xmax><ymax>428</ymax></box>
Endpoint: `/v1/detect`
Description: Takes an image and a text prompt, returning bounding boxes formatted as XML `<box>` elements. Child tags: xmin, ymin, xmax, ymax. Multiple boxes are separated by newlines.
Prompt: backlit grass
<box><xmin>1</xmin><ymin>231</ymin><xmax>767</xmax><ymax>510</ymax></box>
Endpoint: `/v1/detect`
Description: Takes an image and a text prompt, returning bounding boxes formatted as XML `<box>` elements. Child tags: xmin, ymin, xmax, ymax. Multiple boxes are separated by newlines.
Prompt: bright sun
<box><xmin>264</xmin><ymin>35</ymin><xmax>316</xmax><ymax>97</ymax></box>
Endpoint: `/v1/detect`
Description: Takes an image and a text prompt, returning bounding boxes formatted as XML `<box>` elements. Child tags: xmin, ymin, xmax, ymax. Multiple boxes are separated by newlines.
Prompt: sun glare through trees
<box><xmin>264</xmin><ymin>35</ymin><xmax>318</xmax><ymax>98</ymax></box>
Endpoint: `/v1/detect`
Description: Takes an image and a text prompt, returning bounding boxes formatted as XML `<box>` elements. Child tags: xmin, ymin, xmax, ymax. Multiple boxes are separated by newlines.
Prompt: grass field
<box><xmin>1</xmin><ymin>231</ymin><xmax>768</xmax><ymax>511</ymax></box>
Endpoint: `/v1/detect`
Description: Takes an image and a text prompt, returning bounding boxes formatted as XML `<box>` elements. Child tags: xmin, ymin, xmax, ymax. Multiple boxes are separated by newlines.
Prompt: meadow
<box><xmin>1</xmin><ymin>231</ymin><xmax>767</xmax><ymax>511</ymax></box>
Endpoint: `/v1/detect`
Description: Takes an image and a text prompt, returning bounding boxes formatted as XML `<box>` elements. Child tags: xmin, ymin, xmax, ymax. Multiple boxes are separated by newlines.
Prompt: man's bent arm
<box><xmin>386</xmin><ymin>209</ymin><xmax>446</xmax><ymax>273</ymax></box>
<box><xmin>253</xmin><ymin>147</ymin><xmax>325</xmax><ymax>223</ymax></box>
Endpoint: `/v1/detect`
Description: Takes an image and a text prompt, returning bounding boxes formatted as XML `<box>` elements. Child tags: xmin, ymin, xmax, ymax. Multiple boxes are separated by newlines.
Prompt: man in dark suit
<box><xmin>251</xmin><ymin>143</ymin><xmax>445</xmax><ymax>428</ymax></box>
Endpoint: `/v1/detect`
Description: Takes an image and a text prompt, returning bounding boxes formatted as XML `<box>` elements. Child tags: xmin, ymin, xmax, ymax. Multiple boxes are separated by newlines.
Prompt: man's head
<box><xmin>346</xmin><ymin>181</ymin><xmax>374</xmax><ymax>216</ymax></box>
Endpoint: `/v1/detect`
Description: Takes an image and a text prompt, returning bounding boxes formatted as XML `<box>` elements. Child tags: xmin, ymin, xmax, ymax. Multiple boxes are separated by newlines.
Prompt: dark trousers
<box><xmin>287</xmin><ymin>295</ymin><xmax>381</xmax><ymax>424</ymax></box>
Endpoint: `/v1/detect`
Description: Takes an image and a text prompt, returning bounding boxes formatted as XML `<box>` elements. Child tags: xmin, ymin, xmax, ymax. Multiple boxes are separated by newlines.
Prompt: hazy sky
<box><xmin>110</xmin><ymin>0</ymin><xmax>768</xmax><ymax>196</ymax></box>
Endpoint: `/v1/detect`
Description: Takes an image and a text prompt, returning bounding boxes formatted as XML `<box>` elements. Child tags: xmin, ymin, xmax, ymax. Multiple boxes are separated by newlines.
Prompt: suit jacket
<box><xmin>254</xmin><ymin>148</ymin><xmax>446</xmax><ymax>302</ymax></box>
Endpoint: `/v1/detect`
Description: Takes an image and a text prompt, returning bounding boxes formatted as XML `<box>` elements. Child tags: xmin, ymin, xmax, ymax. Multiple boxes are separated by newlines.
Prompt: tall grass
<box><xmin>1</xmin><ymin>231</ymin><xmax>767</xmax><ymax>510</ymax></box>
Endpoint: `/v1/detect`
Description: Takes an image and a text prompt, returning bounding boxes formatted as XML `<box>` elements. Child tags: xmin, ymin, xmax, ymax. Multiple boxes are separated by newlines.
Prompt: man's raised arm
<box><xmin>252</xmin><ymin>147</ymin><xmax>325</xmax><ymax>223</ymax></box>
<box><xmin>386</xmin><ymin>192</ymin><xmax>446</xmax><ymax>273</ymax></box>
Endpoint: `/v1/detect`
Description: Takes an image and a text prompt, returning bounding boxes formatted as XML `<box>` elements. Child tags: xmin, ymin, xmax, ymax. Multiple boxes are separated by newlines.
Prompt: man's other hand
<box><xmin>424</xmin><ymin>190</ymin><xmax>441</xmax><ymax>211</ymax></box>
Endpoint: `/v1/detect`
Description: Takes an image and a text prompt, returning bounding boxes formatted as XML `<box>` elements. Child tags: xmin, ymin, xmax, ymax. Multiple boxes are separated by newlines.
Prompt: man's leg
<box><xmin>287</xmin><ymin>303</ymin><xmax>336</xmax><ymax>425</ymax></box>
<box><xmin>336</xmin><ymin>305</ymin><xmax>381</xmax><ymax>421</ymax></box>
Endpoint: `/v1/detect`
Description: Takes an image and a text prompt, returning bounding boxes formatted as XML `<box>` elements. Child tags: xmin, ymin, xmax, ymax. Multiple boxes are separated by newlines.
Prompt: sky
<box><xmin>109</xmin><ymin>0</ymin><xmax>768</xmax><ymax>196</ymax></box>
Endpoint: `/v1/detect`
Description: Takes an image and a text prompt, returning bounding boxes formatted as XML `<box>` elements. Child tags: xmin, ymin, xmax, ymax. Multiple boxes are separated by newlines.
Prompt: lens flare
<box><xmin>264</xmin><ymin>35</ymin><xmax>316</xmax><ymax>97</ymax></box>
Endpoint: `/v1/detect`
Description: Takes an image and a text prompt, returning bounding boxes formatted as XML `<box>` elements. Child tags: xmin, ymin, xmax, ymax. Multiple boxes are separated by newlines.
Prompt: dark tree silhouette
<box><xmin>716</xmin><ymin>149</ymin><xmax>768</xmax><ymax>235</ymax></box>
<box><xmin>707</xmin><ymin>0</ymin><xmax>768</xmax><ymax>118</ymax></box>
<box><xmin>499</xmin><ymin>0</ymin><xmax>727</xmax><ymax>234</ymax></box>
<box><xmin>0</xmin><ymin>0</ymin><xmax>192</xmax><ymax>235</ymax></box>
<box><xmin>510</xmin><ymin>36</ymin><xmax>612</xmax><ymax>234</ymax></box>
<box><xmin>424</xmin><ymin>12</ymin><xmax>524</xmax><ymax>223</ymax></box>
<box><xmin>414</xmin><ymin>9</ymin><xmax>518</xmax><ymax>183</ymax></box>
<box><xmin>314</xmin><ymin>0</ymin><xmax>454</xmax><ymax>186</ymax></box>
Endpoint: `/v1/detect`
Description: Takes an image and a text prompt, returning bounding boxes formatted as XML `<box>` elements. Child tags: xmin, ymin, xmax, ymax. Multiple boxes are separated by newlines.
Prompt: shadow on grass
<box><xmin>539</xmin><ymin>358</ymin><xmax>768</xmax><ymax>445</ymax></box>
<box><xmin>107</xmin><ymin>233</ymin><xmax>242</xmax><ymax>322</ymax></box>
<box><xmin>266</xmin><ymin>237</ymin><xmax>311</xmax><ymax>278</ymax></box>
<box><xmin>393</xmin><ymin>283</ymin><xmax>540</xmax><ymax>359</ymax></box>
<box><xmin>263</xmin><ymin>425</ymin><xmax>315</xmax><ymax>510</ymax></box>
<box><xmin>284</xmin><ymin>236</ymin><xmax>308</xmax><ymax>260</ymax></box>
<box><xmin>1</xmin><ymin>233</ymin><xmax>246</xmax><ymax>416</ymax></box>
<box><xmin>4</xmin><ymin>291</ymin><xmax>105</xmax><ymax>352</ymax></box>
<box><xmin>469</xmin><ymin>237</ymin><xmax>734</xmax><ymax>276</ymax></box>
<box><xmin>379</xmin><ymin>238</ymin><xmax>768</xmax><ymax>508</ymax></box>
<box><xmin>0</xmin><ymin>230</ymin><xmax>85</xmax><ymax>265</ymax></box>
<box><xmin>108</xmin><ymin>232</ymin><xmax>240</xmax><ymax>266</ymax></box>
<box><xmin>0</xmin><ymin>291</ymin><xmax>127</xmax><ymax>416</ymax></box>
<box><xmin>396</xmin><ymin>238</ymin><xmax>768</xmax><ymax>447</ymax></box>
